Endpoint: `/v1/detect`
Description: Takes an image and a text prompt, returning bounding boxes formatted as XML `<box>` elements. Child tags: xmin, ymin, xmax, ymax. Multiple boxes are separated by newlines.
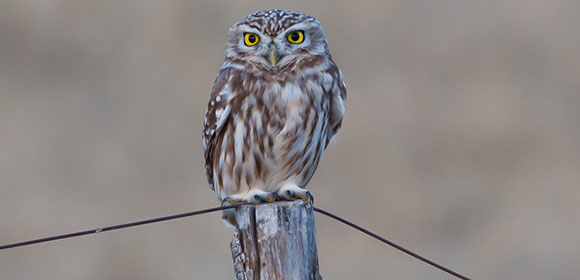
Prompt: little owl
<box><xmin>203</xmin><ymin>9</ymin><xmax>346</xmax><ymax>225</ymax></box>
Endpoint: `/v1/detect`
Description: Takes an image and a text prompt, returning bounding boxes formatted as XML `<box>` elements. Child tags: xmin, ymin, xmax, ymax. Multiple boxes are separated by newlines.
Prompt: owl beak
<box><xmin>269</xmin><ymin>44</ymin><xmax>278</xmax><ymax>67</ymax></box>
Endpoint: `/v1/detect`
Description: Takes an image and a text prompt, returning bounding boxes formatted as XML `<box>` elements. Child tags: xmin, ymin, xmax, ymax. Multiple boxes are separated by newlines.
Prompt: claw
<box><xmin>221</xmin><ymin>196</ymin><xmax>245</xmax><ymax>206</ymax></box>
<box><xmin>276</xmin><ymin>189</ymin><xmax>293</xmax><ymax>201</ymax></box>
<box><xmin>251</xmin><ymin>194</ymin><xmax>263</xmax><ymax>205</ymax></box>
<box><xmin>221</xmin><ymin>197</ymin><xmax>232</xmax><ymax>206</ymax></box>
<box><xmin>277</xmin><ymin>184</ymin><xmax>313</xmax><ymax>202</ymax></box>
<box><xmin>306</xmin><ymin>191</ymin><xmax>314</xmax><ymax>203</ymax></box>
<box><xmin>221</xmin><ymin>197</ymin><xmax>230</xmax><ymax>206</ymax></box>
<box><xmin>292</xmin><ymin>189</ymin><xmax>311</xmax><ymax>201</ymax></box>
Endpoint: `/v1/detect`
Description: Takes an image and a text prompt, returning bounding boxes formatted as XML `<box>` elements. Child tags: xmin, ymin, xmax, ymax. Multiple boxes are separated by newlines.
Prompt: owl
<box><xmin>203</xmin><ymin>9</ymin><xmax>346</xmax><ymax>225</ymax></box>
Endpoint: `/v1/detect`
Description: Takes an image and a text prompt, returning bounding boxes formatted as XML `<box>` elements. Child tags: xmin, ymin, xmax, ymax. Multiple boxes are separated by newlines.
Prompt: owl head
<box><xmin>225</xmin><ymin>9</ymin><xmax>329</xmax><ymax>71</ymax></box>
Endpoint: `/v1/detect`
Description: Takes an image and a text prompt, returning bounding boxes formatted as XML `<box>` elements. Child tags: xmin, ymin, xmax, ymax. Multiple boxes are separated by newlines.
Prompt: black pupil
<box><xmin>291</xmin><ymin>32</ymin><xmax>300</xmax><ymax>41</ymax></box>
<box><xmin>248</xmin><ymin>34</ymin><xmax>256</xmax><ymax>43</ymax></box>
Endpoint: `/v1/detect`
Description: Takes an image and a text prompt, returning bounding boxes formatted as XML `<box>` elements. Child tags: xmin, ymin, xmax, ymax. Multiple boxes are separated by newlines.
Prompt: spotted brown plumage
<box><xmin>203</xmin><ymin>9</ymin><xmax>346</xmax><ymax>225</ymax></box>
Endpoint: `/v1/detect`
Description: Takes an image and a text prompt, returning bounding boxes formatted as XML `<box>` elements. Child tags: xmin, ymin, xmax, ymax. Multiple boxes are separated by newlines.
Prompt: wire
<box><xmin>314</xmin><ymin>207</ymin><xmax>472</xmax><ymax>280</ymax></box>
<box><xmin>0</xmin><ymin>203</ymin><xmax>472</xmax><ymax>280</ymax></box>
<box><xmin>0</xmin><ymin>204</ymin><xmax>239</xmax><ymax>250</ymax></box>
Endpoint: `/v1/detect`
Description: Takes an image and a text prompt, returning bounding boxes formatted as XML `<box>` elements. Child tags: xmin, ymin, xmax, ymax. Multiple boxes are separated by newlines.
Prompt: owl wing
<box><xmin>326</xmin><ymin>65</ymin><xmax>347</xmax><ymax>147</ymax></box>
<box><xmin>203</xmin><ymin>68</ymin><xmax>233</xmax><ymax>191</ymax></box>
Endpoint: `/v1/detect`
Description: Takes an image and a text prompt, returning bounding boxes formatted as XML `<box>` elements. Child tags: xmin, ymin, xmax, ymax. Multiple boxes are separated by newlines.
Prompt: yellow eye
<box><xmin>287</xmin><ymin>30</ymin><xmax>304</xmax><ymax>44</ymax></box>
<box><xmin>244</xmin><ymin>33</ymin><xmax>259</xmax><ymax>46</ymax></box>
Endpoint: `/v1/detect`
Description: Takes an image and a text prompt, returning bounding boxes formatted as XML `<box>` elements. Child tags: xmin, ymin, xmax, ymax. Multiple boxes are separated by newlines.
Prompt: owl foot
<box><xmin>277</xmin><ymin>185</ymin><xmax>313</xmax><ymax>203</ymax></box>
<box><xmin>221</xmin><ymin>190</ymin><xmax>278</xmax><ymax>206</ymax></box>
<box><xmin>221</xmin><ymin>196</ymin><xmax>246</xmax><ymax>207</ymax></box>
<box><xmin>248</xmin><ymin>190</ymin><xmax>278</xmax><ymax>204</ymax></box>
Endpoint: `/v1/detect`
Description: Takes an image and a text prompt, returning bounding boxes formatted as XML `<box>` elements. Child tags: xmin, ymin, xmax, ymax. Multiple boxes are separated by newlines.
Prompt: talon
<box><xmin>306</xmin><ymin>191</ymin><xmax>314</xmax><ymax>203</ymax></box>
<box><xmin>221</xmin><ymin>197</ymin><xmax>232</xmax><ymax>206</ymax></box>
<box><xmin>286</xmin><ymin>190</ymin><xmax>293</xmax><ymax>199</ymax></box>
<box><xmin>252</xmin><ymin>194</ymin><xmax>263</xmax><ymax>204</ymax></box>
<box><xmin>221</xmin><ymin>195</ymin><xmax>247</xmax><ymax>206</ymax></box>
<box><xmin>222</xmin><ymin>197</ymin><xmax>239</xmax><ymax>206</ymax></box>
<box><xmin>273</xmin><ymin>192</ymin><xmax>281</xmax><ymax>201</ymax></box>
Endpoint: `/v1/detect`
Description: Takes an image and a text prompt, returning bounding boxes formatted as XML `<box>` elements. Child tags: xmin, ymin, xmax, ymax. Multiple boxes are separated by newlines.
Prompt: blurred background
<box><xmin>1</xmin><ymin>0</ymin><xmax>579</xmax><ymax>279</ymax></box>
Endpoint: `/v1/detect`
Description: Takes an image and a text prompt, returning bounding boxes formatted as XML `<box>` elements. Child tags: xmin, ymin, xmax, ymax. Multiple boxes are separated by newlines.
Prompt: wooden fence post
<box><xmin>230</xmin><ymin>200</ymin><xmax>322</xmax><ymax>280</ymax></box>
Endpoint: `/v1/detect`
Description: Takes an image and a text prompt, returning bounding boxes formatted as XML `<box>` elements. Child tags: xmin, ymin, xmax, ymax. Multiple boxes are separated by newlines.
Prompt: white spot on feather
<box><xmin>234</xmin><ymin>116</ymin><xmax>245</xmax><ymax>163</ymax></box>
<box><xmin>215</xmin><ymin>106</ymin><xmax>230</xmax><ymax>130</ymax></box>
<box><xmin>221</xmin><ymin>63</ymin><xmax>245</xmax><ymax>71</ymax></box>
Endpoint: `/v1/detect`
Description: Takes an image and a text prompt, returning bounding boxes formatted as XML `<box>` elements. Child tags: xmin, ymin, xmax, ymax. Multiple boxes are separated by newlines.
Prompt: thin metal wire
<box><xmin>0</xmin><ymin>203</ymin><xmax>472</xmax><ymax>280</ymax></box>
<box><xmin>314</xmin><ymin>207</ymin><xmax>472</xmax><ymax>280</ymax></box>
<box><xmin>0</xmin><ymin>204</ymin><xmax>239</xmax><ymax>250</ymax></box>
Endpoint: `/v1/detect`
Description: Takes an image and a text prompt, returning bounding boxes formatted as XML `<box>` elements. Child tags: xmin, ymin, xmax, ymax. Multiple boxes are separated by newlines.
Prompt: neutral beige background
<box><xmin>1</xmin><ymin>1</ymin><xmax>579</xmax><ymax>279</ymax></box>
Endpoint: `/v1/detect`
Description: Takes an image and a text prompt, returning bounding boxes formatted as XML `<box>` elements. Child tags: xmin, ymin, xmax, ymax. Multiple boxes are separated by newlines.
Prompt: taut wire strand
<box><xmin>0</xmin><ymin>202</ymin><xmax>472</xmax><ymax>280</ymax></box>
<box><xmin>313</xmin><ymin>206</ymin><xmax>472</xmax><ymax>280</ymax></box>
<box><xmin>0</xmin><ymin>204</ymin><xmax>239</xmax><ymax>250</ymax></box>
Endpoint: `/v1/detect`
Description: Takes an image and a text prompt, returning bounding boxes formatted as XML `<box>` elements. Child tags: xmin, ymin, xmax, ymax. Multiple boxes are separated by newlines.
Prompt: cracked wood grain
<box><xmin>230</xmin><ymin>200</ymin><xmax>322</xmax><ymax>280</ymax></box>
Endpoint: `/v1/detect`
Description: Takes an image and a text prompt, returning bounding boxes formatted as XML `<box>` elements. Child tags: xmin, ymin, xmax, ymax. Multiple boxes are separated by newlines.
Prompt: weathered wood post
<box><xmin>230</xmin><ymin>200</ymin><xmax>322</xmax><ymax>280</ymax></box>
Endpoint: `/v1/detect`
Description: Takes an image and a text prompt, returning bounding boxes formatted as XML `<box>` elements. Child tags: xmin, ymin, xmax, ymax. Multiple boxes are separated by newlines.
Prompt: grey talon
<box><xmin>307</xmin><ymin>191</ymin><xmax>314</xmax><ymax>202</ymax></box>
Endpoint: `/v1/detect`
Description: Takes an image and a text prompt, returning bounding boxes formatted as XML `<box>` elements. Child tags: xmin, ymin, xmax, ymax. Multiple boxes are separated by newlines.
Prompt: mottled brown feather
<box><xmin>202</xmin><ymin>9</ymin><xmax>346</xmax><ymax>202</ymax></box>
